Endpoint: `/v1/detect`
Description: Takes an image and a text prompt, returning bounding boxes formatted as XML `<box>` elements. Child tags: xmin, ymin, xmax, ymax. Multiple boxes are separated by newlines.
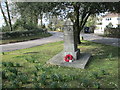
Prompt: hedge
<box><xmin>2</xmin><ymin>29</ymin><xmax>48</xmax><ymax>40</ymax></box>
<box><xmin>104</xmin><ymin>28</ymin><xmax>120</xmax><ymax>38</ymax></box>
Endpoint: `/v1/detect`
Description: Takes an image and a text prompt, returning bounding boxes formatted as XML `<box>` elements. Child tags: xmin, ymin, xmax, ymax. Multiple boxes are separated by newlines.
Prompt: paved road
<box><xmin>0</xmin><ymin>31</ymin><xmax>119</xmax><ymax>52</ymax></box>
<box><xmin>0</xmin><ymin>31</ymin><xmax>63</xmax><ymax>52</ymax></box>
<box><xmin>80</xmin><ymin>33</ymin><xmax>119</xmax><ymax>47</ymax></box>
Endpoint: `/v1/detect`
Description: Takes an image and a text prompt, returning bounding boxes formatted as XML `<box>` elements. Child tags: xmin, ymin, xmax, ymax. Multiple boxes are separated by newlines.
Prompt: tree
<box><xmin>5</xmin><ymin>1</ymin><xmax>13</xmax><ymax>31</ymax></box>
<box><xmin>106</xmin><ymin>22</ymin><xmax>113</xmax><ymax>28</ymax></box>
<box><xmin>15</xmin><ymin>2</ymin><xmax>59</xmax><ymax>27</ymax></box>
<box><xmin>53</xmin><ymin>2</ymin><xmax>119</xmax><ymax>44</ymax></box>
<box><xmin>86</xmin><ymin>15</ymin><xmax>97</xmax><ymax>27</ymax></box>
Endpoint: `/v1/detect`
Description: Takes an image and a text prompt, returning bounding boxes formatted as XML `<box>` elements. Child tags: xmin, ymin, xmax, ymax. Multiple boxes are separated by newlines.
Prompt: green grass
<box><xmin>0</xmin><ymin>33</ymin><xmax>52</xmax><ymax>45</ymax></box>
<box><xmin>1</xmin><ymin>40</ymin><xmax>119</xmax><ymax>89</ymax></box>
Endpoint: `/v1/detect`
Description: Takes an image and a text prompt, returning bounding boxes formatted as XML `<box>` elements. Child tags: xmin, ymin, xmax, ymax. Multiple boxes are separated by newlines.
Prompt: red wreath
<box><xmin>64</xmin><ymin>54</ymin><xmax>73</xmax><ymax>62</ymax></box>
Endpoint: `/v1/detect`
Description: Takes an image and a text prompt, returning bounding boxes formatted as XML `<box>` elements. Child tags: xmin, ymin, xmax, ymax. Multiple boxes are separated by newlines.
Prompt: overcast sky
<box><xmin>0</xmin><ymin>10</ymin><xmax>5</xmax><ymax>27</ymax></box>
<box><xmin>0</xmin><ymin>1</ymin><xmax>6</xmax><ymax>27</ymax></box>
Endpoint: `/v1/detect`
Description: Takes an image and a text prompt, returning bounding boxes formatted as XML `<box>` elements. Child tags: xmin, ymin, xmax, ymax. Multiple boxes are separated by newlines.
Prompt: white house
<box><xmin>94</xmin><ymin>13</ymin><xmax>120</xmax><ymax>34</ymax></box>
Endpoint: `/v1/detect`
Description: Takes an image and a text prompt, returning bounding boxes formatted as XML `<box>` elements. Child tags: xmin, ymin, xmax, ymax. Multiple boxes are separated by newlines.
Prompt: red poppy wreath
<box><xmin>64</xmin><ymin>54</ymin><xmax>73</xmax><ymax>62</ymax></box>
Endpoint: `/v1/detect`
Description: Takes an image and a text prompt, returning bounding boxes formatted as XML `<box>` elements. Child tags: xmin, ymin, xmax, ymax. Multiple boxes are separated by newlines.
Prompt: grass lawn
<box><xmin>1</xmin><ymin>40</ymin><xmax>119</xmax><ymax>89</ymax></box>
<box><xmin>0</xmin><ymin>33</ymin><xmax>52</xmax><ymax>45</ymax></box>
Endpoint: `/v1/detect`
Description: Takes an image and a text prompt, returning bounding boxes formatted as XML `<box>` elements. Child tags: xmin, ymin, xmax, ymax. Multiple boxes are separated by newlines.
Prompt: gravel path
<box><xmin>0</xmin><ymin>31</ymin><xmax>119</xmax><ymax>52</ymax></box>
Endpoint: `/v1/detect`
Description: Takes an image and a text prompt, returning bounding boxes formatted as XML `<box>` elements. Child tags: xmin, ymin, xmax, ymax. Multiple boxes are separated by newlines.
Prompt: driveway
<box><xmin>0</xmin><ymin>31</ymin><xmax>119</xmax><ymax>52</ymax></box>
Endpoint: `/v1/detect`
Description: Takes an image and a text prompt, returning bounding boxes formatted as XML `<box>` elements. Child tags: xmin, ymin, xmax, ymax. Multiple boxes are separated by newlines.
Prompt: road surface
<box><xmin>0</xmin><ymin>31</ymin><xmax>119</xmax><ymax>52</ymax></box>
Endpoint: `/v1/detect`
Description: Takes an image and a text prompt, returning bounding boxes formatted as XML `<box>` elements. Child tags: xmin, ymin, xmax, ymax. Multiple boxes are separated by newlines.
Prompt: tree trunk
<box><xmin>0</xmin><ymin>3</ymin><xmax>9</xmax><ymax>26</ymax></box>
<box><xmin>40</xmin><ymin>13</ymin><xmax>43</xmax><ymax>26</ymax></box>
<box><xmin>5</xmin><ymin>1</ymin><xmax>13</xmax><ymax>31</ymax></box>
<box><xmin>34</xmin><ymin>14</ymin><xmax>38</xmax><ymax>26</ymax></box>
<box><xmin>74</xmin><ymin>4</ymin><xmax>81</xmax><ymax>44</ymax></box>
<box><xmin>77</xmin><ymin>29</ymin><xmax>81</xmax><ymax>44</ymax></box>
<box><xmin>30</xmin><ymin>11</ymin><xmax>33</xmax><ymax>23</ymax></box>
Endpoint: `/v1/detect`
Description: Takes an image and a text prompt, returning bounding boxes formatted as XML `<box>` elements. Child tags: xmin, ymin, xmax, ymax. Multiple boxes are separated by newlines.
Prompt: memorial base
<box><xmin>47</xmin><ymin>51</ymin><xmax>91</xmax><ymax>69</ymax></box>
<box><xmin>64</xmin><ymin>49</ymin><xmax>80</xmax><ymax>60</ymax></box>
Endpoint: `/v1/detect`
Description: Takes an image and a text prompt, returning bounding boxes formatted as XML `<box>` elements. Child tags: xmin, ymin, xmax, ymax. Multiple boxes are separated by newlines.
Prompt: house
<box><xmin>94</xmin><ymin>13</ymin><xmax>120</xmax><ymax>34</ymax></box>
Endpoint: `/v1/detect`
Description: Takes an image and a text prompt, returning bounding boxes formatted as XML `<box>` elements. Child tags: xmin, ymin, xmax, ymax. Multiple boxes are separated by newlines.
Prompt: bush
<box><xmin>2</xmin><ymin>26</ymin><xmax>10</xmax><ymax>32</ymax></box>
<box><xmin>2</xmin><ymin>29</ymin><xmax>47</xmax><ymax>40</ymax></box>
<box><xmin>13</xmin><ymin>19</ymin><xmax>38</xmax><ymax>31</ymax></box>
<box><xmin>23</xmin><ymin>23</ymin><xmax>38</xmax><ymax>30</ymax></box>
<box><xmin>13</xmin><ymin>19</ymin><xmax>25</xmax><ymax>30</ymax></box>
<box><xmin>104</xmin><ymin>28</ymin><xmax>120</xmax><ymax>38</ymax></box>
<box><xmin>106</xmin><ymin>22</ymin><xmax>113</xmax><ymax>28</ymax></box>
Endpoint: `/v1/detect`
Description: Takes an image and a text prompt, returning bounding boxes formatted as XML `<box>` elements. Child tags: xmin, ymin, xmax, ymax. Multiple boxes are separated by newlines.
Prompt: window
<box><xmin>106</xmin><ymin>18</ymin><xmax>111</xmax><ymax>21</ymax></box>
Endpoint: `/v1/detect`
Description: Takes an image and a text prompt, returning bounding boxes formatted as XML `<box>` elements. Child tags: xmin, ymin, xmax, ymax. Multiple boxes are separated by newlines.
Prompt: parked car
<box><xmin>84</xmin><ymin>27</ymin><xmax>90</xmax><ymax>33</ymax></box>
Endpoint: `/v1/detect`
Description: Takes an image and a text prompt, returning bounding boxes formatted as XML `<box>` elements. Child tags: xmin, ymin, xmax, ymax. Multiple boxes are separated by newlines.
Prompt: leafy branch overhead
<box><xmin>1</xmin><ymin>2</ymin><xmax>119</xmax><ymax>43</ymax></box>
<box><xmin>52</xmin><ymin>2</ymin><xmax>119</xmax><ymax>44</ymax></box>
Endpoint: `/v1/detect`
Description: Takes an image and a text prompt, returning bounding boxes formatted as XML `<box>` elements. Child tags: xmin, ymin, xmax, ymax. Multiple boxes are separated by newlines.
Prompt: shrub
<box><xmin>2</xmin><ymin>29</ymin><xmax>47</xmax><ymax>40</ymax></box>
<box><xmin>15</xmin><ymin>63</ymin><xmax>21</xmax><ymax>67</ymax></box>
<box><xmin>13</xmin><ymin>19</ymin><xmax>25</xmax><ymax>30</ymax></box>
<box><xmin>2</xmin><ymin>26</ymin><xmax>10</xmax><ymax>32</ymax></box>
<box><xmin>23</xmin><ymin>23</ymin><xmax>38</xmax><ymax>30</ymax></box>
<box><xmin>13</xmin><ymin>19</ymin><xmax>38</xmax><ymax>31</ymax></box>
<box><xmin>7</xmin><ymin>67</ymin><xmax>18</xmax><ymax>75</ymax></box>
<box><xmin>4</xmin><ymin>62</ymin><xmax>14</xmax><ymax>67</ymax></box>
<box><xmin>17</xmin><ymin>74</ymin><xmax>28</xmax><ymax>84</ymax></box>
<box><xmin>104</xmin><ymin>28</ymin><xmax>120</xmax><ymax>38</ymax></box>
<box><xmin>2</xmin><ymin>71</ymin><xmax>7</xmax><ymax>79</ymax></box>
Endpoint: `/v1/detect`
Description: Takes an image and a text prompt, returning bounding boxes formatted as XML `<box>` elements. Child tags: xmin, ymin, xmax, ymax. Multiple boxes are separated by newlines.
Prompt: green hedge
<box><xmin>2</xmin><ymin>29</ymin><xmax>48</xmax><ymax>40</ymax></box>
<box><xmin>104</xmin><ymin>28</ymin><xmax>120</xmax><ymax>38</ymax></box>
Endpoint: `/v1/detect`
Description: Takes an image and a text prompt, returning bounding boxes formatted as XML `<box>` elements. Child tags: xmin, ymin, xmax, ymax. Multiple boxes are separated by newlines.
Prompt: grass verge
<box><xmin>1</xmin><ymin>40</ymin><xmax>119</xmax><ymax>88</ymax></box>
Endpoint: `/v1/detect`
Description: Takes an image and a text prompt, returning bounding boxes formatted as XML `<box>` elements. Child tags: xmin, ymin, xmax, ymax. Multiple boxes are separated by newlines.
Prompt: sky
<box><xmin>0</xmin><ymin>2</ymin><xmax>5</xmax><ymax>27</ymax></box>
<box><xmin>0</xmin><ymin>11</ymin><xmax>5</xmax><ymax>27</ymax></box>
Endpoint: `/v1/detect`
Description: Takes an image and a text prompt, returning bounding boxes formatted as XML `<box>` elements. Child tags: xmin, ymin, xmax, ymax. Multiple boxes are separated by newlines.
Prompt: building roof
<box><xmin>103</xmin><ymin>13</ymin><xmax>120</xmax><ymax>18</ymax></box>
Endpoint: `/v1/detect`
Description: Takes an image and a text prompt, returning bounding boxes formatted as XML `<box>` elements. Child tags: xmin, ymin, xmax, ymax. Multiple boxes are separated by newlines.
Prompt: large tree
<box><xmin>53</xmin><ymin>2</ymin><xmax>119</xmax><ymax>44</ymax></box>
<box><xmin>15</xmin><ymin>2</ymin><xmax>59</xmax><ymax>27</ymax></box>
<box><xmin>5</xmin><ymin>1</ymin><xmax>13</xmax><ymax>31</ymax></box>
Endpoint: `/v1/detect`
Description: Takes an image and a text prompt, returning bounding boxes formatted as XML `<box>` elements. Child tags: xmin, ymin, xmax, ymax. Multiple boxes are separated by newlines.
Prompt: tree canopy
<box><xmin>1</xmin><ymin>2</ymin><xmax>119</xmax><ymax>40</ymax></box>
<box><xmin>52</xmin><ymin>2</ymin><xmax>120</xmax><ymax>44</ymax></box>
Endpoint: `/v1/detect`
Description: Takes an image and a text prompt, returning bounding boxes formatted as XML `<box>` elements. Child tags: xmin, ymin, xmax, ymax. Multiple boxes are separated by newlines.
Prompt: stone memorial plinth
<box><xmin>63</xmin><ymin>20</ymin><xmax>80</xmax><ymax>60</ymax></box>
<box><xmin>47</xmin><ymin>19</ymin><xmax>91</xmax><ymax>69</ymax></box>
